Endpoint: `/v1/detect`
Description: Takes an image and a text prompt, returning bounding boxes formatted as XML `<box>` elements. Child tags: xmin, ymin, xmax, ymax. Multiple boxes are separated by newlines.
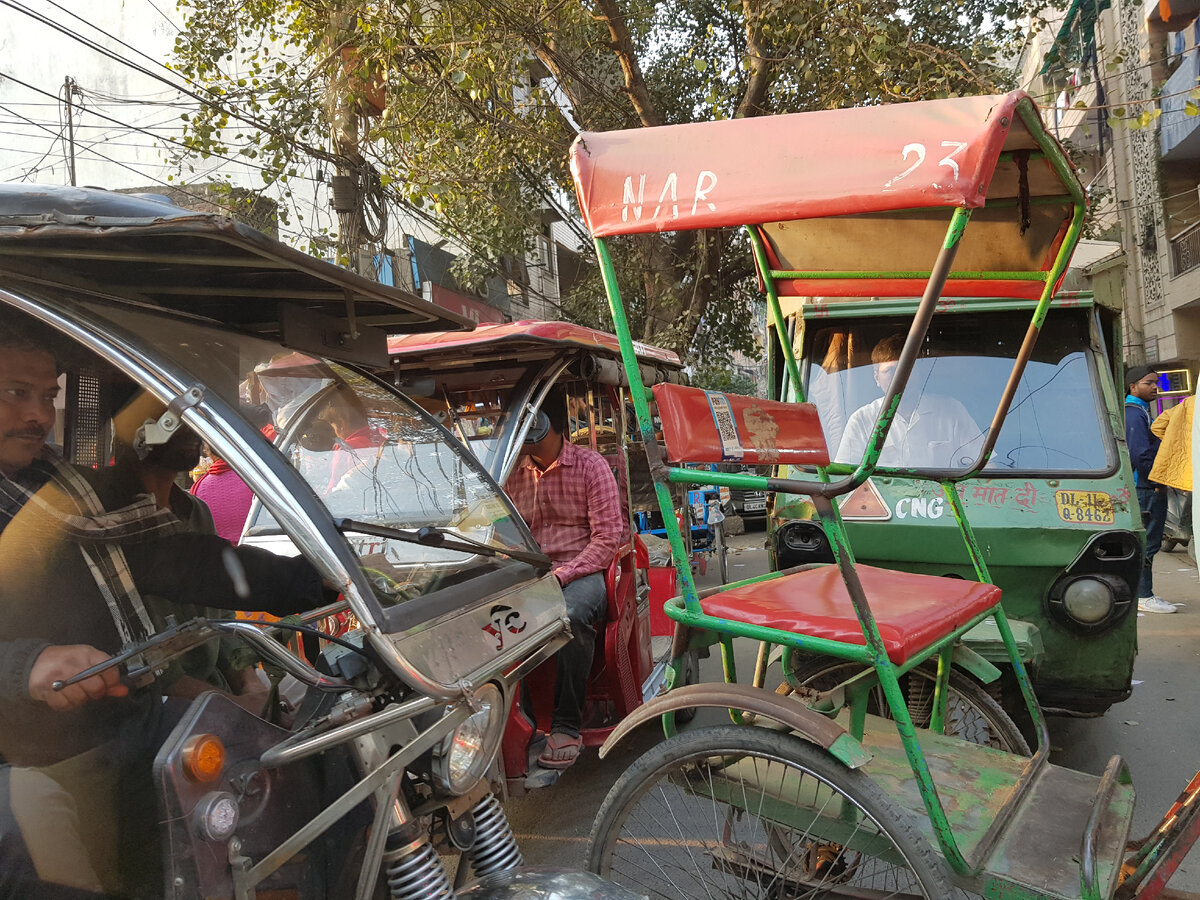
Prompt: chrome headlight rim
<box><xmin>432</xmin><ymin>682</ymin><xmax>505</xmax><ymax>795</ymax></box>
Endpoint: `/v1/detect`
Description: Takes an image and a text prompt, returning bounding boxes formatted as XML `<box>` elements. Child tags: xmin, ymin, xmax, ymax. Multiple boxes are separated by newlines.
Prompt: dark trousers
<box><xmin>1137</xmin><ymin>484</ymin><xmax>1168</xmax><ymax>597</ymax></box>
<box><xmin>553</xmin><ymin>572</ymin><xmax>608</xmax><ymax>737</ymax></box>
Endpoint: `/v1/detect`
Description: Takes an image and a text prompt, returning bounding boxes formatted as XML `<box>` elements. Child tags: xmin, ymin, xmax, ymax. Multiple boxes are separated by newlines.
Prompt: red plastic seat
<box><xmin>700</xmin><ymin>564</ymin><xmax>1001</xmax><ymax>664</ymax></box>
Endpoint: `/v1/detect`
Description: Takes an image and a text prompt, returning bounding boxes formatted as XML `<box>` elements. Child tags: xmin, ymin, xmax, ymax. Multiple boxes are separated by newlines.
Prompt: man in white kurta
<box><xmin>835</xmin><ymin>335</ymin><xmax>983</xmax><ymax>469</ymax></box>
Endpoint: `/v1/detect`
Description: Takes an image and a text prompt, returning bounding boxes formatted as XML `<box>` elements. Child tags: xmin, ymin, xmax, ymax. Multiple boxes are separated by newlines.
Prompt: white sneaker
<box><xmin>1138</xmin><ymin>596</ymin><xmax>1177</xmax><ymax>614</ymax></box>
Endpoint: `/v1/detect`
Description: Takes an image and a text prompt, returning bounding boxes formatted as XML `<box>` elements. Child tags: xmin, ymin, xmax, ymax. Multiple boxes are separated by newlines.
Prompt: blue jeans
<box><xmin>554</xmin><ymin>572</ymin><xmax>608</xmax><ymax>737</ymax></box>
<box><xmin>1137</xmin><ymin>484</ymin><xmax>1168</xmax><ymax>597</ymax></box>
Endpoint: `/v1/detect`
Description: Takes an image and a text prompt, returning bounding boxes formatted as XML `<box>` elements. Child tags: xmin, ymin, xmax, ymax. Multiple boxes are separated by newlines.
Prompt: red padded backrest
<box><xmin>652</xmin><ymin>384</ymin><xmax>829</xmax><ymax>467</ymax></box>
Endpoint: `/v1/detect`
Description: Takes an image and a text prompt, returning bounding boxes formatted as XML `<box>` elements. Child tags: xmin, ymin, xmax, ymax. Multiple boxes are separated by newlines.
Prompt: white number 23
<box><xmin>883</xmin><ymin>141</ymin><xmax>968</xmax><ymax>190</ymax></box>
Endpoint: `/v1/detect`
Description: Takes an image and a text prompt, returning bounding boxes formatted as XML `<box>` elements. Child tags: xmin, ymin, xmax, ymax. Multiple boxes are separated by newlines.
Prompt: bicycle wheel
<box><xmin>714</xmin><ymin>521</ymin><xmax>729</xmax><ymax>584</ymax></box>
<box><xmin>589</xmin><ymin>725</ymin><xmax>952</xmax><ymax>899</ymax></box>
<box><xmin>786</xmin><ymin>657</ymin><xmax>1030</xmax><ymax>755</ymax></box>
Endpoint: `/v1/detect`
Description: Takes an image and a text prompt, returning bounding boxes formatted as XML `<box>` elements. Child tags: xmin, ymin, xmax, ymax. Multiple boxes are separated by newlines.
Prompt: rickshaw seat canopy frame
<box><xmin>570</xmin><ymin>91</ymin><xmax>1084</xmax><ymax>299</ymax></box>
<box><xmin>573</xmin><ymin>90</ymin><xmax>1097</xmax><ymax>888</ymax></box>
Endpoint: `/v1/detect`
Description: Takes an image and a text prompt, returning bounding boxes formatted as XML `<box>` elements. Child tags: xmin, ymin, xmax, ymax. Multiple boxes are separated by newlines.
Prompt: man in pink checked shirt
<box><xmin>504</xmin><ymin>387</ymin><xmax>622</xmax><ymax>771</ymax></box>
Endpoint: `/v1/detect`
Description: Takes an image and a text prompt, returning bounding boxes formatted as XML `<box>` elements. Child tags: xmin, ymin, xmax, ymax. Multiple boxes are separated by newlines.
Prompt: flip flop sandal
<box><xmin>537</xmin><ymin>732</ymin><xmax>583</xmax><ymax>769</ymax></box>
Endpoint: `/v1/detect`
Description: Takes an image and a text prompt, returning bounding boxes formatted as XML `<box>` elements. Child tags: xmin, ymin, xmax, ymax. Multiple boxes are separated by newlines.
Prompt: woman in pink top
<box><xmin>190</xmin><ymin>452</ymin><xmax>254</xmax><ymax>543</ymax></box>
<box><xmin>190</xmin><ymin>414</ymin><xmax>277</xmax><ymax>543</ymax></box>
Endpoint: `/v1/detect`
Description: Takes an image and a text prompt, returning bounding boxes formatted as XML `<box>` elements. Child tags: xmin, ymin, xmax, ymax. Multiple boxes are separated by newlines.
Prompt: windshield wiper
<box><xmin>334</xmin><ymin>518</ymin><xmax>552</xmax><ymax>572</ymax></box>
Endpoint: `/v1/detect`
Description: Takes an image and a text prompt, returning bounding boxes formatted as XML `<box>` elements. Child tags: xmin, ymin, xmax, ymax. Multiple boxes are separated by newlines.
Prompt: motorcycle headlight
<box><xmin>433</xmin><ymin>682</ymin><xmax>505</xmax><ymax>795</ymax></box>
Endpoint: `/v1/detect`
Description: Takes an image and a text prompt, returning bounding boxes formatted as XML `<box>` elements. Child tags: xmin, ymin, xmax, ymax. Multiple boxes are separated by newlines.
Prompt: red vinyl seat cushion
<box><xmin>652</xmin><ymin>383</ymin><xmax>829</xmax><ymax>467</ymax></box>
<box><xmin>701</xmin><ymin>564</ymin><xmax>1001</xmax><ymax>664</ymax></box>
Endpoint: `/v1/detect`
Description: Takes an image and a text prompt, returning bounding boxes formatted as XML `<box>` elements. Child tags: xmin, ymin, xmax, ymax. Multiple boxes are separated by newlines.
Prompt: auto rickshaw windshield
<box><xmin>77</xmin><ymin>300</ymin><xmax>537</xmax><ymax>606</ymax></box>
<box><xmin>803</xmin><ymin>308</ymin><xmax>1115</xmax><ymax>475</ymax></box>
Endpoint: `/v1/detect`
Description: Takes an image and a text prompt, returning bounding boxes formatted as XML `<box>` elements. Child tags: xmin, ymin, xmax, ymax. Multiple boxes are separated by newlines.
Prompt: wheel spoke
<box><xmin>590</xmin><ymin>726</ymin><xmax>952</xmax><ymax>898</ymax></box>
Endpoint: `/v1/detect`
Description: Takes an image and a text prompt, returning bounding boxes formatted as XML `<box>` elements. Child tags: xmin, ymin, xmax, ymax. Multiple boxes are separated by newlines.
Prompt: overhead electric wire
<box><xmin>0</xmin><ymin>0</ymin><xmax>342</xmax><ymax>167</ymax></box>
<box><xmin>0</xmin><ymin>103</ymin><xmax>65</xmax><ymax>181</ymax></box>
<box><xmin>2</xmin><ymin>1</ymin><xmax>585</xmax><ymax>312</ymax></box>
<box><xmin>0</xmin><ymin>70</ymin><xmax>325</xmax><ymax>187</ymax></box>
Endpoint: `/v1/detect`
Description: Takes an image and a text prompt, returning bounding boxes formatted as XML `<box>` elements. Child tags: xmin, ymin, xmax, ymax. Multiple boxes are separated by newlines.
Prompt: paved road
<box><xmin>504</xmin><ymin>530</ymin><xmax>1200</xmax><ymax>891</ymax></box>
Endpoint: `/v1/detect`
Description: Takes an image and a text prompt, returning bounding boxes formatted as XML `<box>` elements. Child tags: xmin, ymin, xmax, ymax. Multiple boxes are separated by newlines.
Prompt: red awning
<box><xmin>388</xmin><ymin>319</ymin><xmax>681</xmax><ymax>367</ymax></box>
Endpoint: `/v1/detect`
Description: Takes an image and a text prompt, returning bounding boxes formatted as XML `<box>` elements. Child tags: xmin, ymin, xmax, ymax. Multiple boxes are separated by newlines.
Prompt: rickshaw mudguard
<box><xmin>597</xmin><ymin>681</ymin><xmax>872</xmax><ymax>769</ymax></box>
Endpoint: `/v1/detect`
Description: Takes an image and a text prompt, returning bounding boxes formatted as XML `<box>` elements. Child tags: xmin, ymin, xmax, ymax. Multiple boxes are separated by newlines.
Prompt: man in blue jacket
<box><xmin>1125</xmin><ymin>365</ymin><xmax>1174</xmax><ymax>613</ymax></box>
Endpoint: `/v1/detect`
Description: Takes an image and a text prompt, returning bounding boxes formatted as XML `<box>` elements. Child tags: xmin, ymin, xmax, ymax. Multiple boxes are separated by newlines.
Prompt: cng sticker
<box><xmin>1054</xmin><ymin>490</ymin><xmax>1115</xmax><ymax>525</ymax></box>
<box><xmin>839</xmin><ymin>480</ymin><xmax>891</xmax><ymax>520</ymax></box>
<box><xmin>895</xmin><ymin>496</ymin><xmax>945</xmax><ymax>519</ymax></box>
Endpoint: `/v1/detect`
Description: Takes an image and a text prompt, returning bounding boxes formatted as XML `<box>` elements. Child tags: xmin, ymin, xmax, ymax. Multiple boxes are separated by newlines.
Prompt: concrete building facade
<box><xmin>1023</xmin><ymin>0</ymin><xmax>1200</xmax><ymax>396</ymax></box>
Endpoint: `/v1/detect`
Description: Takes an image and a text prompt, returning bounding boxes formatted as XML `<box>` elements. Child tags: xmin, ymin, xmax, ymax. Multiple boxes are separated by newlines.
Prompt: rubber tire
<box><xmin>787</xmin><ymin>657</ymin><xmax>1031</xmax><ymax>755</ymax></box>
<box><xmin>672</xmin><ymin>649</ymin><xmax>701</xmax><ymax>725</ymax></box>
<box><xmin>714</xmin><ymin>521</ymin><xmax>729</xmax><ymax>585</ymax></box>
<box><xmin>588</xmin><ymin>724</ymin><xmax>953</xmax><ymax>898</ymax></box>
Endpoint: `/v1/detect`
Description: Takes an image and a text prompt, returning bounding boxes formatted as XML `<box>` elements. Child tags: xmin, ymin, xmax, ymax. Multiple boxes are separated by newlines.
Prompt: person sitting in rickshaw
<box><xmin>504</xmin><ymin>388</ymin><xmax>623</xmax><ymax>770</ymax></box>
<box><xmin>836</xmin><ymin>333</ymin><xmax>983</xmax><ymax>469</ymax></box>
<box><xmin>320</xmin><ymin>384</ymin><xmax>386</xmax><ymax>493</ymax></box>
<box><xmin>0</xmin><ymin>323</ymin><xmax>331</xmax><ymax>897</ymax></box>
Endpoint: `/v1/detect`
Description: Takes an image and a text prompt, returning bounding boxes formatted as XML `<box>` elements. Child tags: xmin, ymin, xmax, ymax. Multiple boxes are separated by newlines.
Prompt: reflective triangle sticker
<box><xmin>839</xmin><ymin>479</ymin><xmax>891</xmax><ymax>521</ymax></box>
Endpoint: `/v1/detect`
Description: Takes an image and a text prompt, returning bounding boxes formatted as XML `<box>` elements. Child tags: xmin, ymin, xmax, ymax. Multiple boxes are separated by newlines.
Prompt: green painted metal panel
<box><xmin>962</xmin><ymin>619</ymin><xmax>1044</xmax><ymax>668</ymax></box>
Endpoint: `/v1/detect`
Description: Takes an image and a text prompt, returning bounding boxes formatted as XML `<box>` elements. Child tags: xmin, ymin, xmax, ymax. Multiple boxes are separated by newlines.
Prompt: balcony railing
<box><xmin>1171</xmin><ymin>220</ymin><xmax>1200</xmax><ymax>275</ymax></box>
<box><xmin>1161</xmin><ymin>50</ymin><xmax>1200</xmax><ymax>159</ymax></box>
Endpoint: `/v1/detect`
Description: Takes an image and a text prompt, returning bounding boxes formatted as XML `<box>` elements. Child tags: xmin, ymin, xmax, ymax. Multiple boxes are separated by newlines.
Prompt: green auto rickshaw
<box><xmin>767</xmin><ymin>289</ymin><xmax>1140</xmax><ymax>725</ymax></box>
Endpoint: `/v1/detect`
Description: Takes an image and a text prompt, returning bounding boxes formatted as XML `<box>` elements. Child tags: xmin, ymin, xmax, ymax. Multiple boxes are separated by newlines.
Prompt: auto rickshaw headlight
<box><xmin>1061</xmin><ymin>577</ymin><xmax>1114</xmax><ymax>624</ymax></box>
<box><xmin>433</xmin><ymin>682</ymin><xmax>504</xmax><ymax>795</ymax></box>
<box><xmin>1049</xmin><ymin>573</ymin><xmax>1131</xmax><ymax>632</ymax></box>
<box><xmin>193</xmin><ymin>790</ymin><xmax>239</xmax><ymax>843</ymax></box>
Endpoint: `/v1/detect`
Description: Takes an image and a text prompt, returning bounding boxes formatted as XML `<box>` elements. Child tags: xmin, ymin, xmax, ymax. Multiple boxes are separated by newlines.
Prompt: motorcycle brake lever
<box><xmin>51</xmin><ymin>646</ymin><xmax>138</xmax><ymax>691</ymax></box>
<box><xmin>52</xmin><ymin>618</ymin><xmax>221</xmax><ymax>691</ymax></box>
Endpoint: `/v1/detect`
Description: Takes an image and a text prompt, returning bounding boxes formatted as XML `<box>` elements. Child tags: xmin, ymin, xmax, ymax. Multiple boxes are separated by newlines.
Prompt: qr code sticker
<box><xmin>706</xmin><ymin>392</ymin><xmax>744</xmax><ymax>460</ymax></box>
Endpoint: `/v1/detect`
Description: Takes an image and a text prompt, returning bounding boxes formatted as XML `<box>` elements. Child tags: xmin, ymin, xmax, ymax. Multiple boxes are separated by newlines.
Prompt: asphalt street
<box><xmin>503</xmin><ymin>528</ymin><xmax>1200</xmax><ymax>892</ymax></box>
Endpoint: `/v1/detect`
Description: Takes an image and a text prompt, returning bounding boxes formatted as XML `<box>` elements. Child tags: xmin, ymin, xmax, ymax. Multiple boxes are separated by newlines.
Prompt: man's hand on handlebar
<box><xmin>28</xmin><ymin>645</ymin><xmax>128</xmax><ymax>711</ymax></box>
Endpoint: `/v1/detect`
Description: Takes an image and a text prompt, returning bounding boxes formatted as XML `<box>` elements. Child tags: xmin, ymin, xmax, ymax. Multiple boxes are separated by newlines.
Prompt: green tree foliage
<box><xmin>692</xmin><ymin>362</ymin><xmax>759</xmax><ymax>397</ymax></box>
<box><xmin>171</xmin><ymin>0</ymin><xmax>1035</xmax><ymax>361</ymax></box>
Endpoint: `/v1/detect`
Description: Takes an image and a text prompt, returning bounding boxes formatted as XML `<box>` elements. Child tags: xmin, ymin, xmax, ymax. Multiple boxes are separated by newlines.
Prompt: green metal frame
<box><xmin>593</xmin><ymin>97</ymin><xmax>1090</xmax><ymax>885</ymax></box>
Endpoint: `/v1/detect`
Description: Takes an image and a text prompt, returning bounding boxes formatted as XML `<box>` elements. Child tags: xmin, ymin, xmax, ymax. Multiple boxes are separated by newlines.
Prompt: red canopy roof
<box><xmin>570</xmin><ymin>92</ymin><xmax>1084</xmax><ymax>299</ymax></box>
<box><xmin>570</xmin><ymin>92</ymin><xmax>1075</xmax><ymax>237</ymax></box>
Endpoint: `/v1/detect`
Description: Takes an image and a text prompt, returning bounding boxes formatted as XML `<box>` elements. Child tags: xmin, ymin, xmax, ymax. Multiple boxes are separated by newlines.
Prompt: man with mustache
<box><xmin>0</xmin><ymin>319</ymin><xmax>328</xmax><ymax>897</ymax></box>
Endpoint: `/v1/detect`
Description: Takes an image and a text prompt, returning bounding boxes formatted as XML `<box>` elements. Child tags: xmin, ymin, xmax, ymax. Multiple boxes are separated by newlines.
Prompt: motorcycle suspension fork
<box><xmin>368</xmin><ymin>781</ymin><xmax>524</xmax><ymax>899</ymax></box>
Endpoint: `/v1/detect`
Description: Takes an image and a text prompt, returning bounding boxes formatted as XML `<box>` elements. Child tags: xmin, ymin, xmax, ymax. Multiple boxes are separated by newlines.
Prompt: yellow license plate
<box><xmin>1054</xmin><ymin>489</ymin><xmax>1115</xmax><ymax>525</ymax></box>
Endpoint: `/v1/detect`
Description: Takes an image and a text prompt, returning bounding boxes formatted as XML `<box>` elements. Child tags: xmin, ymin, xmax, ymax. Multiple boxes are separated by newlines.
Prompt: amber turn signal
<box><xmin>182</xmin><ymin>734</ymin><xmax>226</xmax><ymax>783</ymax></box>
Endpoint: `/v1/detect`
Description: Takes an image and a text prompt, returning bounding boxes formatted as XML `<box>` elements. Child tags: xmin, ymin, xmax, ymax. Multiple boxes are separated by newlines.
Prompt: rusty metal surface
<box><xmin>985</xmin><ymin>757</ymin><xmax>1135</xmax><ymax>899</ymax></box>
<box><xmin>596</xmin><ymin>681</ymin><xmax>855</xmax><ymax>761</ymax></box>
<box><xmin>0</xmin><ymin>183</ymin><xmax>471</xmax><ymax>333</ymax></box>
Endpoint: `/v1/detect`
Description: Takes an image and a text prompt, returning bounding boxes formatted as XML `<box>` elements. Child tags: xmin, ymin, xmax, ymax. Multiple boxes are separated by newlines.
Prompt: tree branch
<box><xmin>735</xmin><ymin>0</ymin><xmax>772</xmax><ymax>119</ymax></box>
<box><xmin>593</xmin><ymin>0</ymin><xmax>663</xmax><ymax>127</ymax></box>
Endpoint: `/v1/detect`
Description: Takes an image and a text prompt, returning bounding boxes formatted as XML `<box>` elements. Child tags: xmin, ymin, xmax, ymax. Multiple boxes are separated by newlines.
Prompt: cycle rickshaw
<box><xmin>568</xmin><ymin>92</ymin><xmax>1193</xmax><ymax>898</ymax></box>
